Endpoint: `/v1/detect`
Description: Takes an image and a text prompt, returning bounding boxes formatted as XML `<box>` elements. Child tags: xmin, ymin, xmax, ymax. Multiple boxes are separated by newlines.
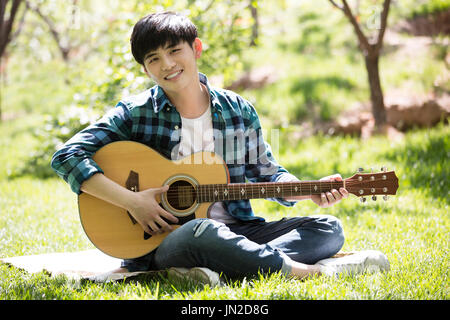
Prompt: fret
<box><xmin>240</xmin><ymin>183</ymin><xmax>246</xmax><ymax>199</ymax></box>
<box><xmin>222</xmin><ymin>184</ymin><xmax>226</xmax><ymax>200</ymax></box>
<box><xmin>221</xmin><ymin>184</ymin><xmax>226</xmax><ymax>200</ymax></box>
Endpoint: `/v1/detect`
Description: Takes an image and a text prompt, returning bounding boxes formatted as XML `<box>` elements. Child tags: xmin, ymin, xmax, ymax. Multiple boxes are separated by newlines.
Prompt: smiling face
<box><xmin>142</xmin><ymin>38</ymin><xmax>203</xmax><ymax>94</ymax></box>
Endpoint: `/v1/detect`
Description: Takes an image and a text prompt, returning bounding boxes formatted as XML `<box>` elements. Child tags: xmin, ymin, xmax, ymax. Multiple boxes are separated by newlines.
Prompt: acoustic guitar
<box><xmin>78</xmin><ymin>141</ymin><xmax>399</xmax><ymax>259</ymax></box>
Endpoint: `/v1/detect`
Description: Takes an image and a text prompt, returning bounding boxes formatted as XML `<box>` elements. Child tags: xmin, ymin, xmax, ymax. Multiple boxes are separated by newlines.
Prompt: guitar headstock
<box><xmin>344</xmin><ymin>167</ymin><xmax>399</xmax><ymax>202</ymax></box>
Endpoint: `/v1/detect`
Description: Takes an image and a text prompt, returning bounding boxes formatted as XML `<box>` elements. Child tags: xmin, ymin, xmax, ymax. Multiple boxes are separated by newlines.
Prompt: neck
<box><xmin>196</xmin><ymin>180</ymin><xmax>345</xmax><ymax>203</ymax></box>
<box><xmin>166</xmin><ymin>78</ymin><xmax>209</xmax><ymax>119</ymax></box>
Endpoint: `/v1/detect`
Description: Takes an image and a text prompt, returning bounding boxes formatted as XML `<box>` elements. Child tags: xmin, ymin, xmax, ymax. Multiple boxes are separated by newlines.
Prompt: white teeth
<box><xmin>165</xmin><ymin>70</ymin><xmax>182</xmax><ymax>80</ymax></box>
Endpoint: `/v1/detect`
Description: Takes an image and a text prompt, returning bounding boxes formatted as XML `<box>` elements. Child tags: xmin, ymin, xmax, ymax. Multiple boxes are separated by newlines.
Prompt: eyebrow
<box><xmin>144</xmin><ymin>43</ymin><xmax>180</xmax><ymax>62</ymax></box>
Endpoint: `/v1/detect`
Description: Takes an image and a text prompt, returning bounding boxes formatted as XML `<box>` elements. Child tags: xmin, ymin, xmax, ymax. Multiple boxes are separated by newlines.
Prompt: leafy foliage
<box><xmin>410</xmin><ymin>0</ymin><xmax>450</xmax><ymax>18</ymax></box>
<box><xmin>7</xmin><ymin>0</ymin><xmax>253</xmax><ymax>178</ymax></box>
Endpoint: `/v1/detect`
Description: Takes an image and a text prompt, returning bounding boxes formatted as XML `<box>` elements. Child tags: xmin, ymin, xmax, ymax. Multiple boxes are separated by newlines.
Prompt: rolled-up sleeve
<box><xmin>51</xmin><ymin>102</ymin><xmax>132</xmax><ymax>194</ymax></box>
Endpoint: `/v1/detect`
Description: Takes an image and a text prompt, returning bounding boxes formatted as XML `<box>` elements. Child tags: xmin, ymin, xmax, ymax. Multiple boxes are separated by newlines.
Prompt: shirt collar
<box><xmin>151</xmin><ymin>72</ymin><xmax>223</xmax><ymax>113</ymax></box>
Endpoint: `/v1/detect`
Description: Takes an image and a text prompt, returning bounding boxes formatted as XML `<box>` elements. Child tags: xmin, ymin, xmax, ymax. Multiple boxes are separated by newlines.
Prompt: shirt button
<box><xmin>166</xmin><ymin>107</ymin><xmax>170</xmax><ymax>111</ymax></box>
<box><xmin>174</xmin><ymin>125</ymin><xmax>179</xmax><ymax>130</ymax></box>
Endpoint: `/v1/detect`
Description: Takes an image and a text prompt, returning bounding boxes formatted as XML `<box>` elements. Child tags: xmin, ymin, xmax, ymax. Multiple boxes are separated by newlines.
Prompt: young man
<box><xmin>51</xmin><ymin>11</ymin><xmax>388</xmax><ymax>284</ymax></box>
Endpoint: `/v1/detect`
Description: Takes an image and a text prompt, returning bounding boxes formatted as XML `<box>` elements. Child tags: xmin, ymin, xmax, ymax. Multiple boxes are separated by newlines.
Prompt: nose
<box><xmin>161</xmin><ymin>54</ymin><xmax>176</xmax><ymax>71</ymax></box>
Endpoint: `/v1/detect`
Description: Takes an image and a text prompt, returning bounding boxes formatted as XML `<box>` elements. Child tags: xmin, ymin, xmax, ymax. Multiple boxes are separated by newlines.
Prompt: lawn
<box><xmin>0</xmin><ymin>114</ymin><xmax>448</xmax><ymax>300</ymax></box>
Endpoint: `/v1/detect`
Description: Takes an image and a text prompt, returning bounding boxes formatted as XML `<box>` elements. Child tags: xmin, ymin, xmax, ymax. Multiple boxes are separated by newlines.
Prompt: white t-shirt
<box><xmin>178</xmin><ymin>107</ymin><xmax>238</xmax><ymax>224</ymax></box>
<box><xmin>177</xmin><ymin>104</ymin><xmax>300</xmax><ymax>224</ymax></box>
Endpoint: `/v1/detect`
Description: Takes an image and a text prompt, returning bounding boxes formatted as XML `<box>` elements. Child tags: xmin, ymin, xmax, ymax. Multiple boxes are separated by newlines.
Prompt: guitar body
<box><xmin>78</xmin><ymin>141</ymin><xmax>229</xmax><ymax>259</ymax></box>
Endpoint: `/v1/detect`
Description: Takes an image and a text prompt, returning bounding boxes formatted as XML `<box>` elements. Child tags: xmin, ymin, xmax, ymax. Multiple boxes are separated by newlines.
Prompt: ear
<box><xmin>193</xmin><ymin>38</ymin><xmax>203</xmax><ymax>59</ymax></box>
<box><xmin>142</xmin><ymin>65</ymin><xmax>150</xmax><ymax>77</ymax></box>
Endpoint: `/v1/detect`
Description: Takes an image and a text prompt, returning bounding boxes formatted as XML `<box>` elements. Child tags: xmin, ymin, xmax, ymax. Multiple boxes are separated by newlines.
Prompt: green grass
<box><xmin>0</xmin><ymin>114</ymin><xmax>448</xmax><ymax>300</ymax></box>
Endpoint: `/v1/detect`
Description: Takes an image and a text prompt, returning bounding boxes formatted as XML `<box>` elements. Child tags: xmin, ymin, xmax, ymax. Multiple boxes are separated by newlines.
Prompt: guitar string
<box><xmin>162</xmin><ymin>179</ymin><xmax>386</xmax><ymax>196</ymax></box>
<box><xmin>163</xmin><ymin>182</ymin><xmax>346</xmax><ymax>196</ymax></box>
<box><xmin>162</xmin><ymin>179</ymin><xmax>385</xmax><ymax>193</ymax></box>
<box><xmin>163</xmin><ymin>180</ymin><xmax>387</xmax><ymax>201</ymax></box>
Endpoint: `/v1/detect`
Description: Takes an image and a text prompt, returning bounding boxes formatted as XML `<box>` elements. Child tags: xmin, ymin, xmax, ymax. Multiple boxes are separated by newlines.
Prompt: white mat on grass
<box><xmin>0</xmin><ymin>249</ymin><xmax>158</xmax><ymax>282</ymax></box>
<box><xmin>1</xmin><ymin>250</ymin><xmax>374</xmax><ymax>283</ymax></box>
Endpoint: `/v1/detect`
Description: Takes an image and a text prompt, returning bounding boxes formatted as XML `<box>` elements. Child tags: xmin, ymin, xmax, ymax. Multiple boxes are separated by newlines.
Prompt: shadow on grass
<box><xmin>382</xmin><ymin>127</ymin><xmax>449</xmax><ymax>203</ymax></box>
<box><xmin>288</xmin><ymin>76</ymin><xmax>356</xmax><ymax>121</ymax></box>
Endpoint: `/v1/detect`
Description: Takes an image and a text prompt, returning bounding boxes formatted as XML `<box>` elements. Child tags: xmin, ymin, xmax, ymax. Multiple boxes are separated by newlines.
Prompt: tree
<box><xmin>0</xmin><ymin>0</ymin><xmax>23</xmax><ymax>59</ymax></box>
<box><xmin>328</xmin><ymin>0</ymin><xmax>391</xmax><ymax>131</ymax></box>
<box><xmin>249</xmin><ymin>0</ymin><xmax>259</xmax><ymax>46</ymax></box>
<box><xmin>24</xmin><ymin>0</ymin><xmax>83</xmax><ymax>62</ymax></box>
<box><xmin>0</xmin><ymin>0</ymin><xmax>24</xmax><ymax>121</ymax></box>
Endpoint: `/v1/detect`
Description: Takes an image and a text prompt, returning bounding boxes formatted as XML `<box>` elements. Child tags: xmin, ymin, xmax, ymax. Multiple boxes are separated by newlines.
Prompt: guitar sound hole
<box><xmin>167</xmin><ymin>180</ymin><xmax>197</xmax><ymax>210</ymax></box>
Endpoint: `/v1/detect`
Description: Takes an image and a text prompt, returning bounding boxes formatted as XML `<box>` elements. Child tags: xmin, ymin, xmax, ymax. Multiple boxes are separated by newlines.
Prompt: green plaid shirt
<box><xmin>51</xmin><ymin>73</ymin><xmax>297</xmax><ymax>221</ymax></box>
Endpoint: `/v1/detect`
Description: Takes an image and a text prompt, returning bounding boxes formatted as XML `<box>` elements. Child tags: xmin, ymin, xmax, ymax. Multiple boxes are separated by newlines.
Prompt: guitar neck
<box><xmin>196</xmin><ymin>180</ymin><xmax>344</xmax><ymax>203</ymax></box>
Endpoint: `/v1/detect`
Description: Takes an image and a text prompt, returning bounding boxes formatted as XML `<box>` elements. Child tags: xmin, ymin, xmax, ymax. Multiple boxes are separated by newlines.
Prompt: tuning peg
<box><xmin>357</xmin><ymin>167</ymin><xmax>364</xmax><ymax>173</ymax></box>
<box><xmin>360</xmin><ymin>197</ymin><xmax>366</xmax><ymax>203</ymax></box>
<box><xmin>372</xmin><ymin>195</ymin><xmax>377</xmax><ymax>201</ymax></box>
<box><xmin>381</xmin><ymin>166</ymin><xmax>387</xmax><ymax>172</ymax></box>
<box><xmin>383</xmin><ymin>195</ymin><xmax>389</xmax><ymax>201</ymax></box>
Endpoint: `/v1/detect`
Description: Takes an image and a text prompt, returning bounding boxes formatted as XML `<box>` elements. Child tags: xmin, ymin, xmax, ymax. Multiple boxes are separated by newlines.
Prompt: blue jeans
<box><xmin>122</xmin><ymin>215</ymin><xmax>345</xmax><ymax>278</ymax></box>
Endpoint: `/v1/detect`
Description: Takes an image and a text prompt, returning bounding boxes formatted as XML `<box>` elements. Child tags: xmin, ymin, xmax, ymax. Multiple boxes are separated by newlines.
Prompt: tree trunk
<box><xmin>0</xmin><ymin>57</ymin><xmax>2</xmax><ymax>122</ymax></box>
<box><xmin>364</xmin><ymin>54</ymin><xmax>387</xmax><ymax>127</ymax></box>
<box><xmin>249</xmin><ymin>1</ymin><xmax>259</xmax><ymax>46</ymax></box>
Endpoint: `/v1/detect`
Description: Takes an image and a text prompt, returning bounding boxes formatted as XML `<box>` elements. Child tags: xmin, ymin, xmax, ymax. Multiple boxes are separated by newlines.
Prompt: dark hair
<box><xmin>130</xmin><ymin>11</ymin><xmax>198</xmax><ymax>65</ymax></box>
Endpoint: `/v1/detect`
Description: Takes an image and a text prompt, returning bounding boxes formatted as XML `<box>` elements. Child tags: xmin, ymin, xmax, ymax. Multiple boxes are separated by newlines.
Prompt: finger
<box><xmin>326</xmin><ymin>192</ymin><xmax>335</xmax><ymax>202</ymax></box>
<box><xmin>140</xmin><ymin>222</ymin><xmax>154</xmax><ymax>236</ymax></box>
<box><xmin>155</xmin><ymin>216</ymin><xmax>173</xmax><ymax>233</ymax></box>
<box><xmin>320</xmin><ymin>174</ymin><xmax>342</xmax><ymax>181</ymax></box>
<box><xmin>331</xmin><ymin>189</ymin><xmax>342</xmax><ymax>200</ymax></box>
<box><xmin>320</xmin><ymin>193</ymin><xmax>328</xmax><ymax>206</ymax></box>
<box><xmin>147</xmin><ymin>221</ymin><xmax>161</xmax><ymax>234</ymax></box>
<box><xmin>156</xmin><ymin>185</ymin><xmax>170</xmax><ymax>194</ymax></box>
<box><xmin>159</xmin><ymin>207</ymin><xmax>179</xmax><ymax>224</ymax></box>
<box><xmin>340</xmin><ymin>188</ymin><xmax>349</xmax><ymax>198</ymax></box>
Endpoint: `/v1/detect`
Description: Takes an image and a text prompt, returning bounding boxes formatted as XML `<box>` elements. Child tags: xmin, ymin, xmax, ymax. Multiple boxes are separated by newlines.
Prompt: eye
<box><xmin>171</xmin><ymin>48</ymin><xmax>181</xmax><ymax>54</ymax></box>
<box><xmin>148</xmin><ymin>57</ymin><xmax>158</xmax><ymax>64</ymax></box>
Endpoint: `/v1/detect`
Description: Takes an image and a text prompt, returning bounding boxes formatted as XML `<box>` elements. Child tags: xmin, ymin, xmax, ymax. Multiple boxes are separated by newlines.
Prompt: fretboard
<box><xmin>196</xmin><ymin>180</ymin><xmax>344</xmax><ymax>203</ymax></box>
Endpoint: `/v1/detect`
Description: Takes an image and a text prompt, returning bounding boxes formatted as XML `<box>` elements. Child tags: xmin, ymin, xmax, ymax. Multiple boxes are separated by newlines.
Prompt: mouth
<box><xmin>164</xmin><ymin>69</ymin><xmax>183</xmax><ymax>80</ymax></box>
